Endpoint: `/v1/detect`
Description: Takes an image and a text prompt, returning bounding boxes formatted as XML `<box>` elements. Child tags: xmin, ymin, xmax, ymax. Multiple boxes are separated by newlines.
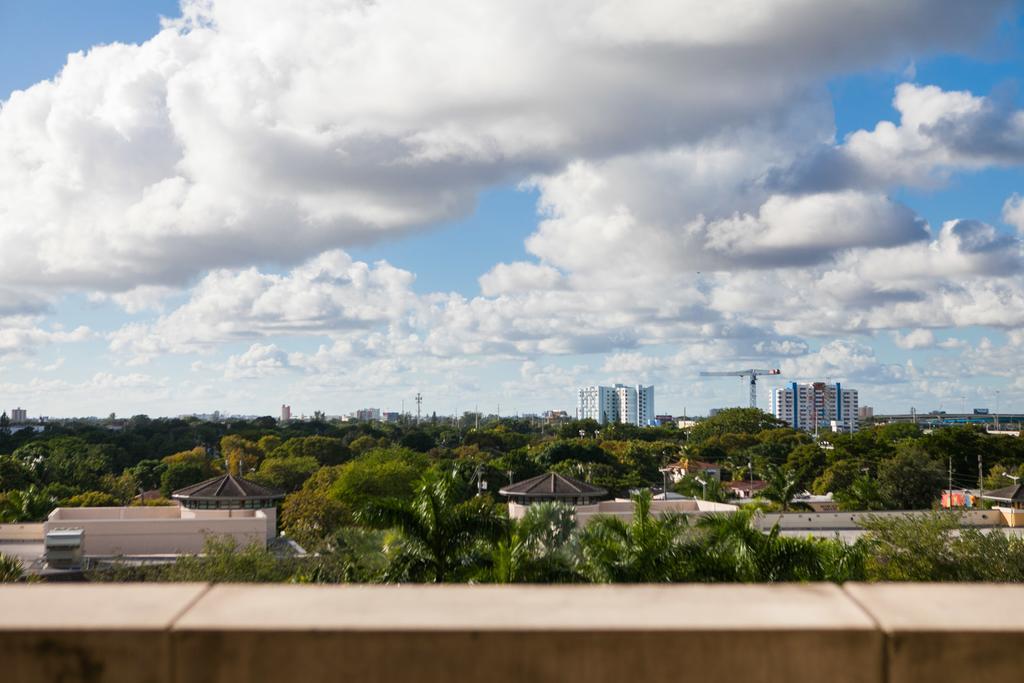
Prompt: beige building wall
<box><xmin>44</xmin><ymin>506</ymin><xmax>273</xmax><ymax>556</ymax></box>
<box><xmin>0</xmin><ymin>523</ymin><xmax>44</xmax><ymax>541</ymax></box>
<box><xmin>508</xmin><ymin>499</ymin><xmax>738</xmax><ymax>526</ymax></box>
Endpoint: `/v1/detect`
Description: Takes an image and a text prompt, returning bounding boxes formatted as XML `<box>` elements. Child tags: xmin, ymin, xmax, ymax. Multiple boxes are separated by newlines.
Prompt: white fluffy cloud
<box><xmin>777</xmin><ymin>83</ymin><xmax>1024</xmax><ymax>192</ymax></box>
<box><xmin>0</xmin><ymin>315</ymin><xmax>92</xmax><ymax>359</ymax></box>
<box><xmin>5</xmin><ymin>0</ymin><xmax>1024</xmax><ymax>415</ymax></box>
<box><xmin>0</xmin><ymin>0</ymin><xmax>1012</xmax><ymax>294</ymax></box>
<box><xmin>224</xmin><ymin>343</ymin><xmax>292</xmax><ymax>380</ymax></box>
<box><xmin>892</xmin><ymin>329</ymin><xmax>936</xmax><ymax>350</ymax></box>
<box><xmin>1005</xmin><ymin>194</ymin><xmax>1024</xmax><ymax>234</ymax></box>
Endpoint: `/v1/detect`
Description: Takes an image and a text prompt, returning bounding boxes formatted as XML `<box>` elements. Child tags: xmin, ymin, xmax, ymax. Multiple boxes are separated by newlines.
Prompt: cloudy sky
<box><xmin>1</xmin><ymin>0</ymin><xmax>1024</xmax><ymax>419</ymax></box>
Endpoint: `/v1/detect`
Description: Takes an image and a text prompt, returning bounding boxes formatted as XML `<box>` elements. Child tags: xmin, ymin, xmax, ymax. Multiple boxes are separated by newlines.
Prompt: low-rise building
<box><xmin>725</xmin><ymin>480</ymin><xmax>767</xmax><ymax>499</ymax></box>
<box><xmin>42</xmin><ymin>475</ymin><xmax>283</xmax><ymax>562</ymax></box>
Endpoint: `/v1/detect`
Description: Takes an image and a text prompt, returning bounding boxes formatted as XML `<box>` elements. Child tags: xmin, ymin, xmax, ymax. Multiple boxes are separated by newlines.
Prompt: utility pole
<box><xmin>996</xmin><ymin>390</ymin><xmax>1001</xmax><ymax>430</ymax></box>
<box><xmin>979</xmin><ymin>453</ymin><xmax>984</xmax><ymax>510</ymax></box>
<box><xmin>415</xmin><ymin>393</ymin><xmax>422</xmax><ymax>425</ymax></box>
<box><xmin>948</xmin><ymin>457</ymin><xmax>953</xmax><ymax>512</ymax></box>
<box><xmin>748</xmin><ymin>456</ymin><xmax>754</xmax><ymax>500</ymax></box>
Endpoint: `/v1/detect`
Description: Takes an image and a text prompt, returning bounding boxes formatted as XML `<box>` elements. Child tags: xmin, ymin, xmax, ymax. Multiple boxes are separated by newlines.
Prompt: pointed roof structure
<box><xmin>498</xmin><ymin>472</ymin><xmax>607</xmax><ymax>501</ymax></box>
<box><xmin>172</xmin><ymin>474</ymin><xmax>283</xmax><ymax>509</ymax></box>
<box><xmin>982</xmin><ymin>483</ymin><xmax>1024</xmax><ymax>503</ymax></box>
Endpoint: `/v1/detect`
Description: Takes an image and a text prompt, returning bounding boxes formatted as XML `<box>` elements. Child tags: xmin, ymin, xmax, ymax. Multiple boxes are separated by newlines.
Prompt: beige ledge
<box><xmin>2</xmin><ymin>583</ymin><xmax>1023</xmax><ymax>683</ymax></box>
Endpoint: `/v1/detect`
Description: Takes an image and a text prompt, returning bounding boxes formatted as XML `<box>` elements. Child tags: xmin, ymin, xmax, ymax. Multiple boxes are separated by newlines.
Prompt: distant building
<box><xmin>858</xmin><ymin>406</ymin><xmax>874</xmax><ymax>421</ymax></box>
<box><xmin>355</xmin><ymin>408</ymin><xmax>381</xmax><ymax>422</ymax></box>
<box><xmin>543</xmin><ymin>410</ymin><xmax>569</xmax><ymax>423</ymax></box>
<box><xmin>655</xmin><ymin>414</ymin><xmax>675</xmax><ymax>426</ymax></box>
<box><xmin>576</xmin><ymin>384</ymin><xmax>655</xmax><ymax>426</ymax></box>
<box><xmin>664</xmin><ymin>459</ymin><xmax>721</xmax><ymax>483</ymax></box>
<box><xmin>771</xmin><ymin>382</ymin><xmax>859</xmax><ymax>433</ymax></box>
<box><xmin>280</xmin><ymin>405</ymin><xmax>291</xmax><ymax>422</ymax></box>
<box><xmin>383</xmin><ymin>412</ymin><xmax>400</xmax><ymax>423</ymax></box>
<box><xmin>10</xmin><ymin>407</ymin><xmax>26</xmax><ymax>423</ymax></box>
<box><xmin>725</xmin><ymin>480</ymin><xmax>767</xmax><ymax>499</ymax></box>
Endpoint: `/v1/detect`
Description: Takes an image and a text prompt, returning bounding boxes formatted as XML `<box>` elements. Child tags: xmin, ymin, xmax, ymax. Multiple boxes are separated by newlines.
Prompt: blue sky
<box><xmin>1</xmin><ymin>1</ymin><xmax>1023</xmax><ymax>418</ymax></box>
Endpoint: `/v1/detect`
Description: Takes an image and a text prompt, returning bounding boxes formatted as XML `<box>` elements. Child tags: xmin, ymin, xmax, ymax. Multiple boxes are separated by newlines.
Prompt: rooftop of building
<box><xmin>499</xmin><ymin>472</ymin><xmax>607</xmax><ymax>499</ymax></box>
<box><xmin>171</xmin><ymin>474</ymin><xmax>284</xmax><ymax>502</ymax></box>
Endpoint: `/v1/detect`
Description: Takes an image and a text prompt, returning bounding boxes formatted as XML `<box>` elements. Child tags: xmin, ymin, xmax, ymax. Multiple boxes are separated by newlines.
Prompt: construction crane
<box><xmin>700</xmin><ymin>368</ymin><xmax>781</xmax><ymax>409</ymax></box>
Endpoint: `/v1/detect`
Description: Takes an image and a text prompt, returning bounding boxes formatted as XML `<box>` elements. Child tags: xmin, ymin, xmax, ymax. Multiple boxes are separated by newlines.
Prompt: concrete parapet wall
<box><xmin>43</xmin><ymin>509</ymin><xmax>269</xmax><ymax>555</ymax></box>
<box><xmin>0</xmin><ymin>523</ymin><xmax>43</xmax><ymax>542</ymax></box>
<box><xmin>755</xmin><ymin>509</ymin><xmax>999</xmax><ymax>531</ymax></box>
<box><xmin>2</xmin><ymin>583</ymin><xmax>1024</xmax><ymax>683</ymax></box>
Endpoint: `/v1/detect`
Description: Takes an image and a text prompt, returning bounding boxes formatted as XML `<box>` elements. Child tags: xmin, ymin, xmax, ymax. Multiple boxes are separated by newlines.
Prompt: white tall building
<box><xmin>577</xmin><ymin>384</ymin><xmax>655</xmax><ymax>426</ymax></box>
<box><xmin>770</xmin><ymin>382</ymin><xmax>859</xmax><ymax>433</ymax></box>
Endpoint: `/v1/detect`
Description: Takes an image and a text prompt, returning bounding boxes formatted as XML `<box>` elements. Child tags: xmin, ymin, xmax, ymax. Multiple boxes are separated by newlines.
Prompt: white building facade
<box><xmin>770</xmin><ymin>382</ymin><xmax>859</xmax><ymax>433</ymax></box>
<box><xmin>577</xmin><ymin>384</ymin><xmax>655</xmax><ymax>426</ymax></box>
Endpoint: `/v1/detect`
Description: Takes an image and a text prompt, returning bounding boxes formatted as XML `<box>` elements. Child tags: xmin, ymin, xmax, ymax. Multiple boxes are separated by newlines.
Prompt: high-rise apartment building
<box><xmin>280</xmin><ymin>404</ymin><xmax>291</xmax><ymax>422</ymax></box>
<box><xmin>10</xmin><ymin>407</ymin><xmax>26</xmax><ymax>423</ymax></box>
<box><xmin>577</xmin><ymin>384</ymin><xmax>655</xmax><ymax>426</ymax></box>
<box><xmin>770</xmin><ymin>382</ymin><xmax>859</xmax><ymax>433</ymax></box>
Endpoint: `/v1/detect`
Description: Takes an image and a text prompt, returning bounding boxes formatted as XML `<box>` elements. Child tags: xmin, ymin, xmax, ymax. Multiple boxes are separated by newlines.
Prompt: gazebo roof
<box><xmin>982</xmin><ymin>483</ymin><xmax>1024</xmax><ymax>502</ymax></box>
<box><xmin>498</xmin><ymin>472</ymin><xmax>607</xmax><ymax>499</ymax></box>
<box><xmin>171</xmin><ymin>474</ymin><xmax>284</xmax><ymax>502</ymax></box>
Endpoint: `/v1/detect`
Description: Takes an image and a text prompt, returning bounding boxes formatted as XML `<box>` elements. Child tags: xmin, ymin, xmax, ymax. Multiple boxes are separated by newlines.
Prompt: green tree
<box><xmin>348</xmin><ymin>435</ymin><xmax>377</xmax><ymax>455</ymax></box>
<box><xmin>329</xmin><ymin>448</ymin><xmax>429</xmax><ymax>519</ymax></box>
<box><xmin>0</xmin><ymin>485</ymin><xmax>56</xmax><ymax>522</ymax></box>
<box><xmin>812</xmin><ymin>459</ymin><xmax>864</xmax><ymax>496</ymax></box>
<box><xmin>688</xmin><ymin>408</ymin><xmax>786</xmax><ymax>445</ymax></box>
<box><xmin>0</xmin><ymin>455</ymin><xmax>35</xmax><ymax>492</ymax></box>
<box><xmin>861</xmin><ymin>513</ymin><xmax>963</xmax><ymax>581</ymax></box>
<box><xmin>257</xmin><ymin>435</ymin><xmax>284</xmax><ymax>458</ymax></box>
<box><xmin>362</xmin><ymin>470</ymin><xmax>506</xmax><ymax>582</ymax></box>
<box><xmin>877</xmin><ymin>444</ymin><xmax>945</xmax><ymax>509</ymax></box>
<box><xmin>131</xmin><ymin>459</ymin><xmax>167</xmax><ymax>491</ymax></box>
<box><xmin>96</xmin><ymin>537</ymin><xmax>296</xmax><ymax>583</ymax></box>
<box><xmin>488</xmin><ymin>502</ymin><xmax>579</xmax><ymax>583</ymax></box>
<box><xmin>280</xmin><ymin>466</ymin><xmax>349</xmax><ymax>548</ymax></box>
<box><xmin>835</xmin><ymin>475</ymin><xmax>886</xmax><ymax>511</ymax></box>
<box><xmin>0</xmin><ymin>553</ymin><xmax>23</xmax><ymax>582</ymax></box>
<box><xmin>276</xmin><ymin>436</ymin><xmax>350</xmax><ymax>466</ymax></box>
<box><xmin>221</xmin><ymin>435</ymin><xmax>262</xmax><ymax>476</ymax></box>
<box><xmin>251</xmin><ymin>455</ymin><xmax>318</xmax><ymax>492</ymax></box>
<box><xmin>673</xmin><ymin>474</ymin><xmax>728</xmax><ymax>502</ymax></box>
<box><xmin>785</xmin><ymin>443</ymin><xmax>826</xmax><ymax>490</ymax></box>
<box><xmin>160</xmin><ymin>462</ymin><xmax>207</xmax><ymax>497</ymax></box>
<box><xmin>760</xmin><ymin>465</ymin><xmax>804</xmax><ymax>511</ymax></box>
<box><xmin>399</xmin><ymin>430</ymin><xmax>435</xmax><ymax>453</ymax></box>
<box><xmin>63</xmin><ymin>491</ymin><xmax>118</xmax><ymax>507</ymax></box>
<box><xmin>692</xmin><ymin>511</ymin><xmax>840</xmax><ymax>582</ymax></box>
<box><xmin>578</xmin><ymin>490</ymin><xmax>691</xmax><ymax>583</ymax></box>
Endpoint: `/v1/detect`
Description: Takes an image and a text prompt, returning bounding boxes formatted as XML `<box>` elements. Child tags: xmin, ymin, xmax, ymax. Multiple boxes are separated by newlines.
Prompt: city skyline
<box><xmin>1</xmin><ymin>1</ymin><xmax>1024</xmax><ymax>418</ymax></box>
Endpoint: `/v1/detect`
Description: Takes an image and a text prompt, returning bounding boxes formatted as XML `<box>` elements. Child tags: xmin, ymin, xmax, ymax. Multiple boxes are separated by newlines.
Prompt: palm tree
<box><xmin>691</xmin><ymin>509</ymin><xmax>764</xmax><ymax>581</ymax></box>
<box><xmin>488</xmin><ymin>501</ymin><xmax>579</xmax><ymax>583</ymax></box>
<box><xmin>578</xmin><ymin>490</ymin><xmax>691</xmax><ymax>582</ymax></box>
<box><xmin>0</xmin><ymin>553</ymin><xmax>23</xmax><ymax>582</ymax></box>
<box><xmin>0</xmin><ymin>485</ymin><xmax>55</xmax><ymax>523</ymax></box>
<box><xmin>692</xmin><ymin>509</ymin><xmax>836</xmax><ymax>582</ymax></box>
<box><xmin>361</xmin><ymin>469</ymin><xmax>506</xmax><ymax>583</ymax></box>
<box><xmin>836</xmin><ymin>475</ymin><xmax>886</xmax><ymax>511</ymax></box>
<box><xmin>761</xmin><ymin>464</ymin><xmax>804</xmax><ymax>511</ymax></box>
